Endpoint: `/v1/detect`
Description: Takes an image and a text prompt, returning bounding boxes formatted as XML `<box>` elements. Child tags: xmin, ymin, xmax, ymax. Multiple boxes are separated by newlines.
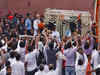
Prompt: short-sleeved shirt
<box><xmin>25</xmin><ymin>50</ymin><xmax>38</xmax><ymax>71</ymax></box>
<box><xmin>25</xmin><ymin>18</ymin><xmax>32</xmax><ymax>30</ymax></box>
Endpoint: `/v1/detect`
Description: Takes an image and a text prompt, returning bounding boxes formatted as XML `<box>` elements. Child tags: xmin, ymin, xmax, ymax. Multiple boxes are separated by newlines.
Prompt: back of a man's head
<box><xmin>39</xmin><ymin>64</ymin><xmax>44</xmax><ymax>71</ymax></box>
<box><xmin>26</xmin><ymin>13</ymin><xmax>30</xmax><ymax>17</ymax></box>
<box><xmin>49</xmin><ymin>64</ymin><xmax>54</xmax><ymax>70</ymax></box>
<box><xmin>11</xmin><ymin>41</ymin><xmax>18</xmax><ymax>50</ymax></box>
<box><xmin>48</xmin><ymin>41</ymin><xmax>54</xmax><ymax>49</ymax></box>
<box><xmin>5</xmin><ymin>61</ymin><xmax>10</xmax><ymax>67</ymax></box>
<box><xmin>19</xmin><ymin>41</ymin><xmax>25</xmax><ymax>48</ymax></box>
<box><xmin>10</xmin><ymin>51</ymin><xmax>15</xmax><ymax>58</ymax></box>
<box><xmin>84</xmin><ymin>41</ymin><xmax>89</xmax><ymax>49</ymax></box>
<box><xmin>28</xmin><ymin>45</ymin><xmax>33</xmax><ymax>52</ymax></box>
<box><xmin>64</xmin><ymin>41</ymin><xmax>72</xmax><ymax>49</ymax></box>
<box><xmin>16</xmin><ymin>53</ymin><xmax>21</xmax><ymax>61</ymax></box>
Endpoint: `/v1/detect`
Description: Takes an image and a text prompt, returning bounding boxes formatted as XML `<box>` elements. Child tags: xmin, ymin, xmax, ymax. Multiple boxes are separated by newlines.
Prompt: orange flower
<box><xmin>38</xmin><ymin>22</ymin><xmax>44</xmax><ymax>29</ymax></box>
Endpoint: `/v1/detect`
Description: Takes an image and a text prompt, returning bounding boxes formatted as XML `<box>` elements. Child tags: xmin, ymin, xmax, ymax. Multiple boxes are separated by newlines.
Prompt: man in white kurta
<box><xmin>33</xmin><ymin>14</ymin><xmax>41</xmax><ymax>36</ymax></box>
<box><xmin>0</xmin><ymin>66</ymin><xmax>12</xmax><ymax>75</ymax></box>
<box><xmin>91</xmin><ymin>49</ymin><xmax>100</xmax><ymax>75</ymax></box>
<box><xmin>11</xmin><ymin>54</ymin><xmax>25</xmax><ymax>75</ymax></box>
<box><xmin>8</xmin><ymin>51</ymin><xmax>16</xmax><ymax>66</ymax></box>
<box><xmin>25</xmin><ymin>46</ymin><xmax>38</xmax><ymax>75</ymax></box>
<box><xmin>75</xmin><ymin>48</ymin><xmax>88</xmax><ymax>75</ymax></box>
<box><xmin>46</xmin><ymin>70</ymin><xmax>57</xmax><ymax>75</ymax></box>
<box><xmin>0</xmin><ymin>67</ymin><xmax>6</xmax><ymax>75</ymax></box>
<box><xmin>35</xmin><ymin>70</ymin><xmax>46</xmax><ymax>75</ymax></box>
<box><xmin>16</xmin><ymin>40</ymin><xmax>26</xmax><ymax>62</ymax></box>
<box><xmin>56</xmin><ymin>50</ymin><xmax>65</xmax><ymax>75</ymax></box>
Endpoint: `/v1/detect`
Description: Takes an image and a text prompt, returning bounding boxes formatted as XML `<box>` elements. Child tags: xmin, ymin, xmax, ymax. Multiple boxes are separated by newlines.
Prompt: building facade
<box><xmin>0</xmin><ymin>0</ymin><xmax>94</xmax><ymax>16</ymax></box>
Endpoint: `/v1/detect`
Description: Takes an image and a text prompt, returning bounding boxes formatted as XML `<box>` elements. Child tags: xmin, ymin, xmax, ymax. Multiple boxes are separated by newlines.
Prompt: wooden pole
<box><xmin>96</xmin><ymin>0</ymin><xmax>99</xmax><ymax>43</ymax></box>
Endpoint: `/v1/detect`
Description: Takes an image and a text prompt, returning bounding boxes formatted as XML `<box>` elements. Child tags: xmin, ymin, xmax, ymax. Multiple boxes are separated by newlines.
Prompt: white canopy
<box><xmin>45</xmin><ymin>9</ymin><xmax>91</xmax><ymax>17</ymax></box>
<box><xmin>44</xmin><ymin>8</ymin><xmax>92</xmax><ymax>36</ymax></box>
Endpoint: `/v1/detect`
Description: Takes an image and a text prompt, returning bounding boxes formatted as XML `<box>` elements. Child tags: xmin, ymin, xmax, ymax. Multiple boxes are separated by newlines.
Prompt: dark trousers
<box><xmin>27</xmin><ymin>30</ymin><xmax>31</xmax><ymax>35</ymax></box>
<box><xmin>62</xmin><ymin>67</ymin><xmax>65</xmax><ymax>75</ymax></box>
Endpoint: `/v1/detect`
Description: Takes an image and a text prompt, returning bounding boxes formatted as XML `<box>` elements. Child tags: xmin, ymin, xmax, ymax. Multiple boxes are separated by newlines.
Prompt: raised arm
<box><xmin>89</xmin><ymin>37</ymin><xmax>94</xmax><ymax>50</ymax></box>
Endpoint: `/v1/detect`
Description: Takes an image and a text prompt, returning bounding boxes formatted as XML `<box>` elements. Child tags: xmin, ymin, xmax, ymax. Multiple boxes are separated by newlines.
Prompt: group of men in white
<box><xmin>0</xmin><ymin>14</ymin><xmax>100</xmax><ymax>75</ymax></box>
<box><xmin>0</xmin><ymin>36</ymin><xmax>100</xmax><ymax>75</ymax></box>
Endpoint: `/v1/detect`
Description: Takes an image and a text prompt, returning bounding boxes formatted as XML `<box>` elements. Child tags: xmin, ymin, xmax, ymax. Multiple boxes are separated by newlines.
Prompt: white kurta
<box><xmin>56</xmin><ymin>51</ymin><xmax>64</xmax><ymax>75</ymax></box>
<box><xmin>25</xmin><ymin>49</ymin><xmax>38</xmax><ymax>72</ymax></box>
<box><xmin>17</xmin><ymin>47</ymin><xmax>26</xmax><ymax>62</ymax></box>
<box><xmin>91</xmin><ymin>50</ymin><xmax>99</xmax><ymax>69</ymax></box>
<box><xmin>46</xmin><ymin>70</ymin><xmax>57</xmax><ymax>75</ymax></box>
<box><xmin>0</xmin><ymin>68</ymin><xmax>6</xmax><ymax>75</ymax></box>
<box><xmin>75</xmin><ymin>52</ymin><xmax>88</xmax><ymax>75</ymax></box>
<box><xmin>1</xmin><ymin>43</ymin><xmax>8</xmax><ymax>52</ymax></box>
<box><xmin>8</xmin><ymin>58</ymin><xmax>16</xmax><ymax>66</ymax></box>
<box><xmin>11</xmin><ymin>61</ymin><xmax>25</xmax><ymax>75</ymax></box>
<box><xmin>44</xmin><ymin>65</ymin><xmax>49</xmax><ymax>73</ymax></box>
<box><xmin>35</xmin><ymin>70</ymin><xmax>46</xmax><ymax>75</ymax></box>
<box><xmin>91</xmin><ymin>50</ymin><xmax>100</xmax><ymax>75</ymax></box>
<box><xmin>33</xmin><ymin>19</ymin><xmax>40</xmax><ymax>36</ymax></box>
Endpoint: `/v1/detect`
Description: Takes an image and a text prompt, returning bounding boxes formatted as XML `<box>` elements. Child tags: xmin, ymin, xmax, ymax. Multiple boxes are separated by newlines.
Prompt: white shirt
<box><xmin>17</xmin><ymin>47</ymin><xmax>26</xmax><ymax>62</ymax></box>
<box><xmin>96</xmin><ymin>64</ymin><xmax>100</xmax><ymax>69</ymax></box>
<box><xmin>46</xmin><ymin>70</ymin><xmax>57</xmax><ymax>75</ymax></box>
<box><xmin>0</xmin><ymin>67</ymin><xmax>6</xmax><ymax>75</ymax></box>
<box><xmin>75</xmin><ymin>52</ymin><xmax>88</xmax><ymax>71</ymax></box>
<box><xmin>91</xmin><ymin>50</ymin><xmax>100</xmax><ymax>69</ymax></box>
<box><xmin>33</xmin><ymin>19</ymin><xmax>40</xmax><ymax>30</ymax></box>
<box><xmin>44</xmin><ymin>65</ymin><xmax>49</xmax><ymax>73</ymax></box>
<box><xmin>35</xmin><ymin>70</ymin><xmax>46</xmax><ymax>75</ymax></box>
<box><xmin>17</xmin><ymin>40</ymin><xmax>21</xmax><ymax>49</ymax></box>
<box><xmin>56</xmin><ymin>51</ymin><xmax>64</xmax><ymax>75</ymax></box>
<box><xmin>8</xmin><ymin>58</ymin><xmax>16</xmax><ymax>66</ymax></box>
<box><xmin>1</xmin><ymin>43</ymin><xmax>8</xmax><ymax>52</ymax></box>
<box><xmin>33</xmin><ymin>19</ymin><xmax>40</xmax><ymax>36</ymax></box>
<box><xmin>52</xmin><ymin>31</ymin><xmax>60</xmax><ymax>42</ymax></box>
<box><xmin>12</xmin><ymin>61</ymin><xmax>25</xmax><ymax>75</ymax></box>
<box><xmin>25</xmin><ymin>49</ymin><xmax>38</xmax><ymax>71</ymax></box>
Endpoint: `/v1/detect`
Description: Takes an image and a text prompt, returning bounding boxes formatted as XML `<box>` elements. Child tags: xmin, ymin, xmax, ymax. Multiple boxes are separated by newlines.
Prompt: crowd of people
<box><xmin>0</xmin><ymin>12</ymin><xmax>100</xmax><ymax>75</ymax></box>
